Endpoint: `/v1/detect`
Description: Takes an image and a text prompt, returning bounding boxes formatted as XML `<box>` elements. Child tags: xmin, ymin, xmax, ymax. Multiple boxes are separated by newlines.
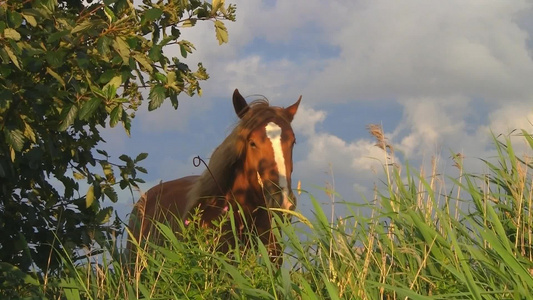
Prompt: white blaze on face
<box><xmin>265</xmin><ymin>122</ymin><xmax>291</xmax><ymax>210</ymax></box>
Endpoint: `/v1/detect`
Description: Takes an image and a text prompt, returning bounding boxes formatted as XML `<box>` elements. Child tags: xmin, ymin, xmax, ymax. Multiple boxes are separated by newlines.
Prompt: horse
<box><xmin>127</xmin><ymin>88</ymin><xmax>301</xmax><ymax>264</ymax></box>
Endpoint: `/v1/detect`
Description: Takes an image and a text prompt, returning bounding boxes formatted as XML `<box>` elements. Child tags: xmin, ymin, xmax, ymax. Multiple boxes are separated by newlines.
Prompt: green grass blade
<box><xmin>321</xmin><ymin>274</ymin><xmax>340</xmax><ymax>300</ymax></box>
<box><xmin>294</xmin><ymin>273</ymin><xmax>319</xmax><ymax>300</ymax></box>
<box><xmin>476</xmin><ymin>223</ymin><xmax>533</xmax><ymax>288</ymax></box>
<box><xmin>444</xmin><ymin>217</ymin><xmax>483</xmax><ymax>300</ymax></box>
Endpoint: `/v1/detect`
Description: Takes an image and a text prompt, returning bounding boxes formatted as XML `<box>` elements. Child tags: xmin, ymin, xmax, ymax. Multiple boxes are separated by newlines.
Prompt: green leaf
<box><xmin>134</xmin><ymin>152</ymin><xmax>148</xmax><ymax>162</ymax></box>
<box><xmin>109</xmin><ymin>105</ymin><xmax>122</xmax><ymax>127</ymax></box>
<box><xmin>194</xmin><ymin>63</ymin><xmax>209</xmax><ymax>80</ymax></box>
<box><xmin>71</xmin><ymin>19</ymin><xmax>93</xmax><ymax>34</ymax></box>
<box><xmin>3</xmin><ymin>28</ymin><xmax>21</xmax><ymax>41</ymax></box>
<box><xmin>133</xmin><ymin>53</ymin><xmax>153</xmax><ymax>72</ymax></box>
<box><xmin>21</xmin><ymin>13</ymin><xmax>37</xmax><ymax>27</ymax></box>
<box><xmin>119</xmin><ymin>154</ymin><xmax>132</xmax><ymax>163</ymax></box>
<box><xmin>97</xmin><ymin>36</ymin><xmax>113</xmax><ymax>57</ymax></box>
<box><xmin>79</xmin><ymin>97</ymin><xmax>102</xmax><ymax>120</ymax></box>
<box><xmin>96</xmin><ymin>149</ymin><xmax>109</xmax><ymax>157</ymax></box>
<box><xmin>148</xmin><ymin>85</ymin><xmax>166</xmax><ymax>111</ymax></box>
<box><xmin>98</xmin><ymin>69</ymin><xmax>116</xmax><ymax>84</ymax></box>
<box><xmin>122</xmin><ymin>113</ymin><xmax>132</xmax><ymax>136</ymax></box>
<box><xmin>96</xmin><ymin>206</ymin><xmax>113</xmax><ymax>223</ymax></box>
<box><xmin>0</xmin><ymin>262</ymin><xmax>40</xmax><ymax>286</ymax></box>
<box><xmin>171</xmin><ymin>26</ymin><xmax>180</xmax><ymax>39</ymax></box>
<box><xmin>101</xmin><ymin>161</ymin><xmax>115</xmax><ymax>183</ymax></box>
<box><xmin>103</xmin><ymin>6</ymin><xmax>116</xmax><ymax>22</ymax></box>
<box><xmin>178</xmin><ymin>40</ymin><xmax>195</xmax><ymax>58</ymax></box>
<box><xmin>135</xmin><ymin>166</ymin><xmax>147</xmax><ymax>174</ymax></box>
<box><xmin>23</xmin><ymin>121</ymin><xmax>36</xmax><ymax>143</ymax></box>
<box><xmin>103</xmin><ymin>75</ymin><xmax>122</xmax><ymax>96</ymax></box>
<box><xmin>4</xmin><ymin>45</ymin><xmax>21</xmax><ymax>69</ymax></box>
<box><xmin>113</xmin><ymin>37</ymin><xmax>130</xmax><ymax>64</ymax></box>
<box><xmin>212</xmin><ymin>0</ymin><xmax>224</xmax><ymax>11</ymax></box>
<box><xmin>143</xmin><ymin>8</ymin><xmax>163</xmax><ymax>23</ymax></box>
<box><xmin>86</xmin><ymin>185</ymin><xmax>95</xmax><ymax>208</ymax></box>
<box><xmin>58</xmin><ymin>104</ymin><xmax>78</xmax><ymax>131</ymax></box>
<box><xmin>180</xmin><ymin>44</ymin><xmax>188</xmax><ymax>58</ymax></box>
<box><xmin>182</xmin><ymin>19</ymin><xmax>196</xmax><ymax>27</ymax></box>
<box><xmin>46</xmin><ymin>49</ymin><xmax>67</xmax><ymax>68</ymax></box>
<box><xmin>152</xmin><ymin>21</ymin><xmax>160</xmax><ymax>44</ymax></box>
<box><xmin>214</xmin><ymin>20</ymin><xmax>228</xmax><ymax>45</ymax></box>
<box><xmin>46</xmin><ymin>67</ymin><xmax>65</xmax><ymax>87</ymax></box>
<box><xmin>167</xmin><ymin>71</ymin><xmax>177</xmax><ymax>84</ymax></box>
<box><xmin>148</xmin><ymin>44</ymin><xmax>162</xmax><ymax>61</ymax></box>
<box><xmin>154</xmin><ymin>72</ymin><xmax>167</xmax><ymax>82</ymax></box>
<box><xmin>169</xmin><ymin>93</ymin><xmax>179</xmax><ymax>109</ymax></box>
<box><xmin>119</xmin><ymin>179</ymin><xmax>129</xmax><ymax>189</ymax></box>
<box><xmin>73</xmin><ymin>172</ymin><xmax>85</xmax><ymax>180</ymax></box>
<box><xmin>47</xmin><ymin>30</ymin><xmax>70</xmax><ymax>44</ymax></box>
<box><xmin>5</xmin><ymin>128</ymin><xmax>25</xmax><ymax>151</ymax></box>
<box><xmin>103</xmin><ymin>186</ymin><xmax>117</xmax><ymax>203</ymax></box>
<box><xmin>7</xmin><ymin>11</ymin><xmax>23</xmax><ymax>28</ymax></box>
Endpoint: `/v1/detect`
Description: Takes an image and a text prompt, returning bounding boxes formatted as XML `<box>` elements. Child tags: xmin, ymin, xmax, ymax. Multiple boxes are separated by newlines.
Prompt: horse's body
<box><xmin>128</xmin><ymin>89</ymin><xmax>301</xmax><ymax>262</ymax></box>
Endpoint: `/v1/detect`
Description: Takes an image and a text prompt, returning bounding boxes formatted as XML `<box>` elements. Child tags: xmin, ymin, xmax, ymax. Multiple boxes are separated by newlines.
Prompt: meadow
<box><xmin>4</xmin><ymin>128</ymin><xmax>533</xmax><ymax>299</ymax></box>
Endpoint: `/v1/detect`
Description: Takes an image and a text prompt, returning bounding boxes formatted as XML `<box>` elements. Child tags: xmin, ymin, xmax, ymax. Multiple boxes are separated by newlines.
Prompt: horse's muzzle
<box><xmin>266</xmin><ymin>185</ymin><xmax>296</xmax><ymax>211</ymax></box>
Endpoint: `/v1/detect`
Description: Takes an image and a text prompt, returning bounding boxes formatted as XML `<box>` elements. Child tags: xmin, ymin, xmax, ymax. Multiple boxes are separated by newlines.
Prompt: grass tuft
<box><xmin>2</xmin><ymin>129</ymin><xmax>533</xmax><ymax>299</ymax></box>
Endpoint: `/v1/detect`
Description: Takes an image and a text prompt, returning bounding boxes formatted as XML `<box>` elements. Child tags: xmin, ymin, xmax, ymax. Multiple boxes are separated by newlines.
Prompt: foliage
<box><xmin>4</xmin><ymin>129</ymin><xmax>533</xmax><ymax>299</ymax></box>
<box><xmin>0</xmin><ymin>0</ymin><xmax>235</xmax><ymax>275</ymax></box>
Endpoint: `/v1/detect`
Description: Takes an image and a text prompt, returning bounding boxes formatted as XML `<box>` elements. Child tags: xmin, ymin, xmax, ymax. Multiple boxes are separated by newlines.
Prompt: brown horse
<box><xmin>128</xmin><ymin>89</ymin><xmax>301</xmax><ymax>263</ymax></box>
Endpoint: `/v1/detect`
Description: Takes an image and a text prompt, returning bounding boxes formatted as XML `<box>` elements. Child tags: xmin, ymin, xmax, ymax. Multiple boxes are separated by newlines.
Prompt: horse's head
<box><xmin>232</xmin><ymin>89</ymin><xmax>301</xmax><ymax>212</ymax></box>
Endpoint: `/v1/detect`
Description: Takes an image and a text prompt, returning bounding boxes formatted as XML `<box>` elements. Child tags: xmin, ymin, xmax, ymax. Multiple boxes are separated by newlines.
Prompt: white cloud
<box><xmin>394</xmin><ymin>96</ymin><xmax>471</xmax><ymax>158</ymax></box>
<box><xmin>136</xmin><ymin>94</ymin><xmax>213</xmax><ymax>133</ymax></box>
<box><xmin>479</xmin><ymin>102</ymin><xmax>533</xmax><ymax>156</ymax></box>
<box><xmin>302</xmin><ymin>0</ymin><xmax>533</xmax><ymax>103</ymax></box>
<box><xmin>112</xmin><ymin>0</ymin><xmax>533</xmax><ymax>218</ymax></box>
<box><xmin>221</xmin><ymin>56</ymin><xmax>300</xmax><ymax>96</ymax></box>
<box><xmin>304</xmin><ymin>134</ymin><xmax>386</xmax><ymax>172</ymax></box>
<box><xmin>485</xmin><ymin>102</ymin><xmax>533</xmax><ymax>135</ymax></box>
<box><xmin>291</xmin><ymin>106</ymin><xmax>391</xmax><ymax>199</ymax></box>
<box><xmin>292</xmin><ymin>104</ymin><xmax>326</xmax><ymax>136</ymax></box>
<box><xmin>177</xmin><ymin>0</ymin><xmax>533</xmax><ymax>108</ymax></box>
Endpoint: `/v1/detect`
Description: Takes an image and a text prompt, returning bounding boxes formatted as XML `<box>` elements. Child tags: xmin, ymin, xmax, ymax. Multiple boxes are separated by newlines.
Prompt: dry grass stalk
<box><xmin>367</xmin><ymin>124</ymin><xmax>394</xmax><ymax>156</ymax></box>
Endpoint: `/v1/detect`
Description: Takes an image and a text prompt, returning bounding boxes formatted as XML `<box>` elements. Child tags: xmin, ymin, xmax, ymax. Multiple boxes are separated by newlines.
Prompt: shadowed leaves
<box><xmin>0</xmin><ymin>0</ymin><xmax>235</xmax><ymax>275</ymax></box>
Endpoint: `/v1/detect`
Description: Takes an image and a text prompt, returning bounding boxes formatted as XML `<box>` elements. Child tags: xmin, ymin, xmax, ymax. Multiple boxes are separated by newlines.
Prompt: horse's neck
<box><xmin>227</xmin><ymin>170</ymin><xmax>271</xmax><ymax>227</ymax></box>
<box><xmin>194</xmin><ymin>165</ymin><xmax>270</xmax><ymax>229</ymax></box>
<box><xmin>228</xmin><ymin>169</ymin><xmax>256</xmax><ymax>208</ymax></box>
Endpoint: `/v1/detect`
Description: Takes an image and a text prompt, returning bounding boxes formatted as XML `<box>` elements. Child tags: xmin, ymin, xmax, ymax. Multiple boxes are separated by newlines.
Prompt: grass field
<box><xmin>3</xmin><ymin>129</ymin><xmax>533</xmax><ymax>299</ymax></box>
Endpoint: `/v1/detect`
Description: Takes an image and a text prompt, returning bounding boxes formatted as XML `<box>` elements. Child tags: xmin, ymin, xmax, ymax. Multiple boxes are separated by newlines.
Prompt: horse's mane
<box><xmin>187</xmin><ymin>99</ymin><xmax>293</xmax><ymax>207</ymax></box>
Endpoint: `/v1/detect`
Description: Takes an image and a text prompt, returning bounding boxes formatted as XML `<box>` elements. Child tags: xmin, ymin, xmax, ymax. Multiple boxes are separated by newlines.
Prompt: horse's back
<box><xmin>129</xmin><ymin>175</ymin><xmax>199</xmax><ymax>243</ymax></box>
<box><xmin>144</xmin><ymin>175</ymin><xmax>199</xmax><ymax>218</ymax></box>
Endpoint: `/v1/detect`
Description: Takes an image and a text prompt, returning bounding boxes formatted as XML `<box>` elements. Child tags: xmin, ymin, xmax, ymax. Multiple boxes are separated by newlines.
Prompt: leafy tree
<box><xmin>0</xmin><ymin>0</ymin><xmax>235</xmax><ymax>275</ymax></box>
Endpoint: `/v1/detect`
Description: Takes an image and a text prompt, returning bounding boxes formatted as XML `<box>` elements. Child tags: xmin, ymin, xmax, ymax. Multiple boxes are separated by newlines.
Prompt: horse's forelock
<box><xmin>187</xmin><ymin>100</ymin><xmax>293</xmax><ymax>204</ymax></box>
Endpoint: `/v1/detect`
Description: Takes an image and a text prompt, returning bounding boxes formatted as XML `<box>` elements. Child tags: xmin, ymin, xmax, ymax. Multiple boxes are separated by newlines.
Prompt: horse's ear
<box><xmin>233</xmin><ymin>89</ymin><xmax>249</xmax><ymax>118</ymax></box>
<box><xmin>285</xmin><ymin>95</ymin><xmax>302</xmax><ymax>122</ymax></box>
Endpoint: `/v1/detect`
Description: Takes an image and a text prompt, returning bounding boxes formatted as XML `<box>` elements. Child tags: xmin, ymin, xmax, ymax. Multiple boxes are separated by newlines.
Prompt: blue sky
<box><xmin>103</xmin><ymin>0</ymin><xmax>533</xmax><ymax>221</ymax></box>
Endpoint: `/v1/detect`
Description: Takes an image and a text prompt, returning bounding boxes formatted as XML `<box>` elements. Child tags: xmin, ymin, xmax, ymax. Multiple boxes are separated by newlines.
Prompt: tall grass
<box><xmin>3</xmin><ymin>129</ymin><xmax>533</xmax><ymax>299</ymax></box>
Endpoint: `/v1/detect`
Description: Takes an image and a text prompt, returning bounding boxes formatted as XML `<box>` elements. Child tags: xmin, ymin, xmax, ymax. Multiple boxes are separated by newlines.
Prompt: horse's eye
<box><xmin>249</xmin><ymin>140</ymin><xmax>257</xmax><ymax>148</ymax></box>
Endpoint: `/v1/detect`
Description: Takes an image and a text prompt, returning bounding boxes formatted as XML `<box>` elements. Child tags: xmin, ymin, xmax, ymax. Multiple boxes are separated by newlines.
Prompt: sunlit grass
<box><xmin>2</xmin><ymin>129</ymin><xmax>533</xmax><ymax>299</ymax></box>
